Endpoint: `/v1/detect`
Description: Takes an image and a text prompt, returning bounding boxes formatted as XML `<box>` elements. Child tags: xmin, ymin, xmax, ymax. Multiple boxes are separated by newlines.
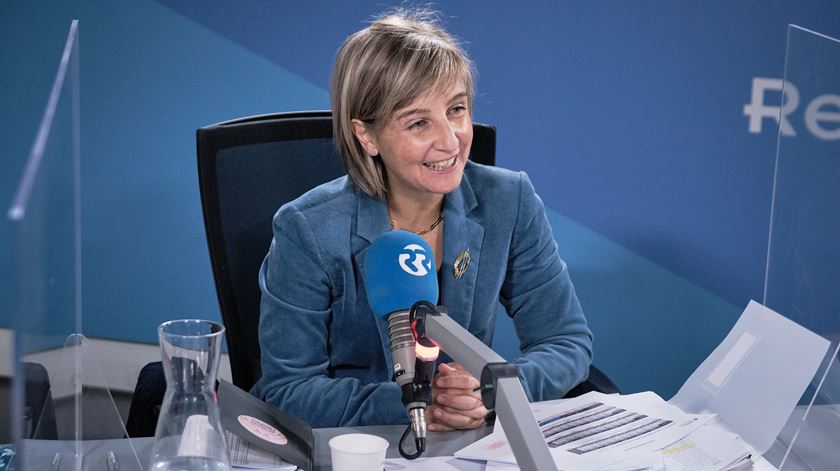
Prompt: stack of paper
<box><xmin>454</xmin><ymin>391</ymin><xmax>756</xmax><ymax>471</ymax></box>
<box><xmin>658</xmin><ymin>424</ymin><xmax>752</xmax><ymax>471</ymax></box>
<box><xmin>451</xmin><ymin>300</ymin><xmax>832</xmax><ymax>470</ymax></box>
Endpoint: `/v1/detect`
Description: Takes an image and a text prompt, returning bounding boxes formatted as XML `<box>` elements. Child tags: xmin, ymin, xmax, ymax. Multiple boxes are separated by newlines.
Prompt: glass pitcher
<box><xmin>150</xmin><ymin>320</ymin><xmax>230</xmax><ymax>471</ymax></box>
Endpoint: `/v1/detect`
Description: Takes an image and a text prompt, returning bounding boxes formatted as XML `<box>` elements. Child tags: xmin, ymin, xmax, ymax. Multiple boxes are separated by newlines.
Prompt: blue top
<box><xmin>251</xmin><ymin>161</ymin><xmax>593</xmax><ymax>427</ymax></box>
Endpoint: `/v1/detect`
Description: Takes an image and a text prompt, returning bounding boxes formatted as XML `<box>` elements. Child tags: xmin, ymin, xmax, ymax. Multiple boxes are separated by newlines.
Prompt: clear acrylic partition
<box><xmin>7</xmin><ymin>21</ymin><xmax>142</xmax><ymax>470</ymax></box>
<box><xmin>762</xmin><ymin>25</ymin><xmax>840</xmax><ymax>471</ymax></box>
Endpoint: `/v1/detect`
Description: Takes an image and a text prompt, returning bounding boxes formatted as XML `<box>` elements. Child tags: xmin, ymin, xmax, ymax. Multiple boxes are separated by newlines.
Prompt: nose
<box><xmin>433</xmin><ymin>120</ymin><xmax>460</xmax><ymax>154</ymax></box>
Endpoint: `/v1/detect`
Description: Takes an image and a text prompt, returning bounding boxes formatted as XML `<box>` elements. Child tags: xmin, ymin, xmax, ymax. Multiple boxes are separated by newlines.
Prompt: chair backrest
<box><xmin>196</xmin><ymin>111</ymin><xmax>497</xmax><ymax>391</ymax></box>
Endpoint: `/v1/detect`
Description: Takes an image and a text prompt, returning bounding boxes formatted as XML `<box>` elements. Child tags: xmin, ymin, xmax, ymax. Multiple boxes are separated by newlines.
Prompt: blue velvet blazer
<box><xmin>251</xmin><ymin>161</ymin><xmax>593</xmax><ymax>427</ymax></box>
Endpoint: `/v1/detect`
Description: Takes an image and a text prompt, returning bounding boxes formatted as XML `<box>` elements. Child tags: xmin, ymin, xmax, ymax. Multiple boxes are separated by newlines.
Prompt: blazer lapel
<box><xmin>352</xmin><ymin>188</ymin><xmax>394</xmax><ymax>373</ymax></box>
<box><xmin>440</xmin><ymin>173</ymin><xmax>484</xmax><ymax>330</ymax></box>
<box><xmin>351</xmin><ymin>183</ymin><xmax>390</xmax><ymax>292</ymax></box>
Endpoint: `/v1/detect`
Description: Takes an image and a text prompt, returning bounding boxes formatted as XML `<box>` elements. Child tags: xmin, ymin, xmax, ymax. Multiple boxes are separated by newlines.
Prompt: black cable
<box><xmin>409</xmin><ymin>300</ymin><xmax>437</xmax><ymax>322</ymax></box>
<box><xmin>398</xmin><ymin>422</ymin><xmax>425</xmax><ymax>460</ymax></box>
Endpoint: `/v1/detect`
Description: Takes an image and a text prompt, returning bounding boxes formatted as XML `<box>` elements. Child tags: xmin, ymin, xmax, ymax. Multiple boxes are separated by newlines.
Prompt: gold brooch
<box><xmin>453</xmin><ymin>249</ymin><xmax>471</xmax><ymax>279</ymax></box>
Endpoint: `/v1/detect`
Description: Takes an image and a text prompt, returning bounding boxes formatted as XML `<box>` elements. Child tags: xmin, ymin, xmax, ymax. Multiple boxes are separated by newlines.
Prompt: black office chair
<box><xmin>126</xmin><ymin>111</ymin><xmax>616</xmax><ymax>437</ymax></box>
<box><xmin>23</xmin><ymin>362</ymin><xmax>57</xmax><ymax>440</ymax></box>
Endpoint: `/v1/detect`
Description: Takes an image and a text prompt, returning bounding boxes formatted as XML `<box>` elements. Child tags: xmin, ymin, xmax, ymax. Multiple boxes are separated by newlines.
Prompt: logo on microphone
<box><xmin>398</xmin><ymin>244</ymin><xmax>432</xmax><ymax>277</ymax></box>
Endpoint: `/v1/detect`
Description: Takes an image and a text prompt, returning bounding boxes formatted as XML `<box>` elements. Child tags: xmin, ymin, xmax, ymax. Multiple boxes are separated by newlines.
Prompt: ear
<box><xmin>351</xmin><ymin>119</ymin><xmax>379</xmax><ymax>157</ymax></box>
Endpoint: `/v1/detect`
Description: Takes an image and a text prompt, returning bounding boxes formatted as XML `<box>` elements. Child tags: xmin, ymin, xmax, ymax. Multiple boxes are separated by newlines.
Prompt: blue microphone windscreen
<box><xmin>364</xmin><ymin>230</ymin><xmax>439</xmax><ymax>318</ymax></box>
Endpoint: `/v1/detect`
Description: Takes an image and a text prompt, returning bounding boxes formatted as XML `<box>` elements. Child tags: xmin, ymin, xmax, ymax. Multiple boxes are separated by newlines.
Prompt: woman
<box><xmin>252</xmin><ymin>10</ymin><xmax>592</xmax><ymax>430</ymax></box>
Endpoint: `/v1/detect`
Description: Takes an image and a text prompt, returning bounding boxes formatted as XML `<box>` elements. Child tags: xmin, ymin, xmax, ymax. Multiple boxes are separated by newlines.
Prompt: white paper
<box><xmin>599</xmin><ymin>451</ymin><xmax>665</xmax><ymax>471</ymax></box>
<box><xmin>383</xmin><ymin>455</ymin><xmax>486</xmax><ymax>470</ymax></box>
<box><xmin>484</xmin><ymin>453</ymin><xmax>667</xmax><ymax>471</ymax></box>
<box><xmin>485</xmin><ymin>461</ymin><xmax>520</xmax><ymax>471</ymax></box>
<box><xmin>226</xmin><ymin>431</ymin><xmax>297</xmax><ymax>470</ymax></box>
<box><xmin>483</xmin><ymin>429</ymin><xmax>759</xmax><ymax>471</ymax></box>
<box><xmin>670</xmin><ymin>300</ymin><xmax>830</xmax><ymax>453</ymax></box>
<box><xmin>456</xmin><ymin>391</ymin><xmax>710</xmax><ymax>471</ymax></box>
<box><xmin>660</xmin><ymin>424</ymin><xmax>751</xmax><ymax>471</ymax></box>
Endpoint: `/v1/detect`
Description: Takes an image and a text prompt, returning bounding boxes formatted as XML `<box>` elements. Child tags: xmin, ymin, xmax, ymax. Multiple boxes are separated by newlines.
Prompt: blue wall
<box><xmin>2</xmin><ymin>1</ymin><xmax>839</xmax><ymax>398</ymax></box>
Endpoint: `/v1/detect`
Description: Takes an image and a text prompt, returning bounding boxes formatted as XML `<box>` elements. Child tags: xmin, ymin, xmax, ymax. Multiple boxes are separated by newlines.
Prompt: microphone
<box><xmin>365</xmin><ymin>230</ymin><xmax>440</xmax><ymax>458</ymax></box>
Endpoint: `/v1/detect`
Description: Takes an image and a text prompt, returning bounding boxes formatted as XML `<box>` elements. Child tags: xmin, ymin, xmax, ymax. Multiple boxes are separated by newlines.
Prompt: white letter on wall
<box><xmin>743</xmin><ymin>77</ymin><xmax>799</xmax><ymax>136</ymax></box>
<box><xmin>804</xmin><ymin>94</ymin><xmax>840</xmax><ymax>141</ymax></box>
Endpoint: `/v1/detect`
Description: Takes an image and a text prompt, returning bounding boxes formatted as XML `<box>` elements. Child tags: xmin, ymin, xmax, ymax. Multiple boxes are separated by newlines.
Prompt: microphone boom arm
<box><xmin>412</xmin><ymin>304</ymin><xmax>559</xmax><ymax>471</ymax></box>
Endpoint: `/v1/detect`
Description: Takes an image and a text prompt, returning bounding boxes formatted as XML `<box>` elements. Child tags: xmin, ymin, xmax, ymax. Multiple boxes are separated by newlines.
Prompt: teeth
<box><xmin>424</xmin><ymin>156</ymin><xmax>457</xmax><ymax>170</ymax></box>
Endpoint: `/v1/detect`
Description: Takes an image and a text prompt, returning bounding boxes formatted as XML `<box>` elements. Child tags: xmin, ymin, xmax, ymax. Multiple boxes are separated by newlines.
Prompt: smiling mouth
<box><xmin>423</xmin><ymin>156</ymin><xmax>458</xmax><ymax>170</ymax></box>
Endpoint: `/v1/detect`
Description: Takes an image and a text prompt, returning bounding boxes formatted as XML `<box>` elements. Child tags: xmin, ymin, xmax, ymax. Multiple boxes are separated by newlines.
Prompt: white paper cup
<box><xmin>328</xmin><ymin>433</ymin><xmax>388</xmax><ymax>471</ymax></box>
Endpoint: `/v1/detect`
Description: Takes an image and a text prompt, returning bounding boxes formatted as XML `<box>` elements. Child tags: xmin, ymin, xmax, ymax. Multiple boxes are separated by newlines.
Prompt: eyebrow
<box><xmin>394</xmin><ymin>92</ymin><xmax>469</xmax><ymax>121</ymax></box>
<box><xmin>447</xmin><ymin>92</ymin><xmax>469</xmax><ymax>105</ymax></box>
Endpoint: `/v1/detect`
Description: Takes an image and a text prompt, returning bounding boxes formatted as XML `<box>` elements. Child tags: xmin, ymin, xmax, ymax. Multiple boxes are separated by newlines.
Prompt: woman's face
<box><xmin>355</xmin><ymin>81</ymin><xmax>473</xmax><ymax>202</ymax></box>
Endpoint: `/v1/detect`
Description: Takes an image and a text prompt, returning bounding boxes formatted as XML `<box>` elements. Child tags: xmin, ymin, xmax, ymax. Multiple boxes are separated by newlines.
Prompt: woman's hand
<box><xmin>427</xmin><ymin>362</ymin><xmax>488</xmax><ymax>431</ymax></box>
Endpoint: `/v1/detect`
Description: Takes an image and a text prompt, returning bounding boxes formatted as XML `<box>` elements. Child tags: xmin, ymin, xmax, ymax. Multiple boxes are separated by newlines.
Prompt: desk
<box><xmin>19</xmin><ymin>407</ymin><xmax>836</xmax><ymax>471</ymax></box>
<box><xmin>19</xmin><ymin>438</ymin><xmax>150</xmax><ymax>470</ymax></box>
<box><xmin>19</xmin><ymin>425</ymin><xmax>493</xmax><ymax>470</ymax></box>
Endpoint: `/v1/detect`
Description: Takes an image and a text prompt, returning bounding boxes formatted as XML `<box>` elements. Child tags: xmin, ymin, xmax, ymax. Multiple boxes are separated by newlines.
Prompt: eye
<box><xmin>408</xmin><ymin>119</ymin><xmax>428</xmax><ymax>131</ymax></box>
<box><xmin>448</xmin><ymin>104</ymin><xmax>468</xmax><ymax>116</ymax></box>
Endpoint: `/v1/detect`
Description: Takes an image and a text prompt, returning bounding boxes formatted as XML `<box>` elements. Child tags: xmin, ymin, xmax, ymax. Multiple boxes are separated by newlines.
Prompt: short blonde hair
<box><xmin>331</xmin><ymin>9</ymin><xmax>475</xmax><ymax>199</ymax></box>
